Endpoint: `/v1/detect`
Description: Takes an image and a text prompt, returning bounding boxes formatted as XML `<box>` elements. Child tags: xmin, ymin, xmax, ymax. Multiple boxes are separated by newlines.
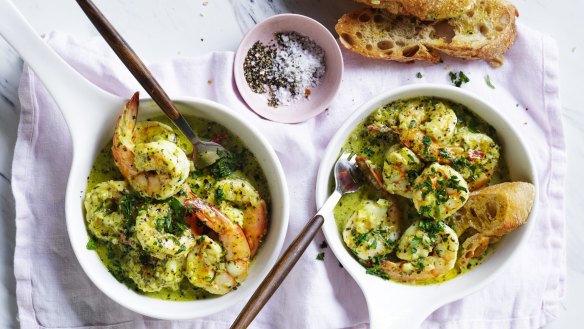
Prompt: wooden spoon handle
<box><xmin>75</xmin><ymin>0</ymin><xmax>180</xmax><ymax>120</ymax></box>
<box><xmin>231</xmin><ymin>214</ymin><xmax>325</xmax><ymax>329</ymax></box>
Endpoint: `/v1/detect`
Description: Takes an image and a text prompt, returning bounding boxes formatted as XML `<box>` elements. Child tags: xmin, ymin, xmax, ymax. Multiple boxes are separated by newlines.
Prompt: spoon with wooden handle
<box><xmin>231</xmin><ymin>153</ymin><xmax>362</xmax><ymax>329</ymax></box>
<box><xmin>75</xmin><ymin>0</ymin><xmax>226</xmax><ymax>168</ymax></box>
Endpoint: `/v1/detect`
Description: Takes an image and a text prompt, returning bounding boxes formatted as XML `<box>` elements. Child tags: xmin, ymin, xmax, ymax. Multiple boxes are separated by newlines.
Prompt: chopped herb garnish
<box><xmin>215</xmin><ymin>188</ymin><xmax>226</xmax><ymax>202</ymax></box>
<box><xmin>416</xmin><ymin>72</ymin><xmax>423</xmax><ymax>79</ymax></box>
<box><xmin>485</xmin><ymin>74</ymin><xmax>495</xmax><ymax>89</ymax></box>
<box><xmin>86</xmin><ymin>239</ymin><xmax>96</xmax><ymax>250</ymax></box>
<box><xmin>365</xmin><ymin>255</ymin><xmax>390</xmax><ymax>280</ymax></box>
<box><xmin>119</xmin><ymin>191</ymin><xmax>147</xmax><ymax>227</ymax></box>
<box><xmin>175</xmin><ymin>244</ymin><xmax>186</xmax><ymax>255</ymax></box>
<box><xmin>422</xmin><ymin>135</ymin><xmax>432</xmax><ymax>153</ymax></box>
<box><xmin>320</xmin><ymin>240</ymin><xmax>328</xmax><ymax>249</ymax></box>
<box><xmin>316</xmin><ymin>252</ymin><xmax>325</xmax><ymax>261</ymax></box>
<box><xmin>208</xmin><ymin>150</ymin><xmax>242</xmax><ymax>179</ymax></box>
<box><xmin>410</xmin><ymin>236</ymin><xmax>422</xmax><ymax>247</ymax></box>
<box><xmin>156</xmin><ymin>217</ymin><xmax>165</xmax><ymax>233</ymax></box>
<box><xmin>449</xmin><ymin>71</ymin><xmax>470</xmax><ymax>87</ymax></box>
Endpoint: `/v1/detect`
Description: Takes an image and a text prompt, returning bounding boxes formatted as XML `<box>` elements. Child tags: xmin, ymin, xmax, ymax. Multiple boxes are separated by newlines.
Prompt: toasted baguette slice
<box><xmin>458</xmin><ymin>182</ymin><xmax>535</xmax><ymax>237</ymax></box>
<box><xmin>336</xmin><ymin>0</ymin><xmax>518</xmax><ymax>66</ymax></box>
<box><xmin>452</xmin><ymin>181</ymin><xmax>534</xmax><ymax>268</ymax></box>
<box><xmin>431</xmin><ymin>0</ymin><xmax>518</xmax><ymax>66</ymax></box>
<box><xmin>456</xmin><ymin>233</ymin><xmax>490</xmax><ymax>269</ymax></box>
<box><xmin>336</xmin><ymin>8</ymin><xmax>443</xmax><ymax>63</ymax></box>
<box><xmin>354</xmin><ymin>0</ymin><xmax>475</xmax><ymax>20</ymax></box>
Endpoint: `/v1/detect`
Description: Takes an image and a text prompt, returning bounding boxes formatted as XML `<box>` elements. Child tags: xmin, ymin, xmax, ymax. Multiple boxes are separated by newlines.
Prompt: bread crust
<box><xmin>458</xmin><ymin>182</ymin><xmax>535</xmax><ymax>237</ymax></box>
<box><xmin>337</xmin><ymin>0</ymin><xmax>518</xmax><ymax>66</ymax></box>
<box><xmin>354</xmin><ymin>0</ymin><xmax>475</xmax><ymax>20</ymax></box>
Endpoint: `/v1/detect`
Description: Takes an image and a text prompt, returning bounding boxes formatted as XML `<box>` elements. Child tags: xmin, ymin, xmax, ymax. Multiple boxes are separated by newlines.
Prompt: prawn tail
<box><xmin>112</xmin><ymin>92</ymin><xmax>140</xmax><ymax>178</ymax></box>
<box><xmin>243</xmin><ymin>200</ymin><xmax>268</xmax><ymax>258</ymax></box>
<box><xmin>355</xmin><ymin>156</ymin><xmax>385</xmax><ymax>193</ymax></box>
<box><xmin>114</xmin><ymin>92</ymin><xmax>139</xmax><ymax>146</ymax></box>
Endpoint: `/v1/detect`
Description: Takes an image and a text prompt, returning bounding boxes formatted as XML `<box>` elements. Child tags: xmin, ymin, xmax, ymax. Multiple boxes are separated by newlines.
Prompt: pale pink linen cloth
<box><xmin>12</xmin><ymin>24</ymin><xmax>565</xmax><ymax>329</ymax></box>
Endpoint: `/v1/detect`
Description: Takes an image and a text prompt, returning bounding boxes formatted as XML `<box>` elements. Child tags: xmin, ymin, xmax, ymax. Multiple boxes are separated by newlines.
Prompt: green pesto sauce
<box><xmin>333</xmin><ymin>97</ymin><xmax>508</xmax><ymax>285</ymax></box>
<box><xmin>86</xmin><ymin>115</ymin><xmax>270</xmax><ymax>300</ymax></box>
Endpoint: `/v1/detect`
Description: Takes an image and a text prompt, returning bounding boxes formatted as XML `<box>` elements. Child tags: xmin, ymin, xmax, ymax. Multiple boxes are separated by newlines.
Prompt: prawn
<box><xmin>125</xmin><ymin>249</ymin><xmax>184</xmax><ymax>292</ymax></box>
<box><xmin>379</xmin><ymin>220</ymin><xmax>459</xmax><ymax>282</ymax></box>
<box><xmin>412</xmin><ymin>163</ymin><xmax>470</xmax><ymax>221</ymax></box>
<box><xmin>397</xmin><ymin>100</ymin><xmax>462</xmax><ymax>163</ymax></box>
<box><xmin>84</xmin><ymin>180</ymin><xmax>131</xmax><ymax>244</ymax></box>
<box><xmin>343</xmin><ymin>198</ymin><xmax>400</xmax><ymax>261</ymax></box>
<box><xmin>396</xmin><ymin>100</ymin><xmax>499</xmax><ymax>190</ymax></box>
<box><xmin>135</xmin><ymin>203</ymin><xmax>196</xmax><ymax>259</ymax></box>
<box><xmin>382</xmin><ymin>146</ymin><xmax>423</xmax><ymax>198</ymax></box>
<box><xmin>184</xmin><ymin>196</ymin><xmax>251</xmax><ymax>295</ymax></box>
<box><xmin>451</xmin><ymin>127</ymin><xmax>500</xmax><ymax>190</ymax></box>
<box><xmin>112</xmin><ymin>92</ymin><xmax>190</xmax><ymax>200</ymax></box>
<box><xmin>213</xmin><ymin>178</ymin><xmax>268</xmax><ymax>257</ymax></box>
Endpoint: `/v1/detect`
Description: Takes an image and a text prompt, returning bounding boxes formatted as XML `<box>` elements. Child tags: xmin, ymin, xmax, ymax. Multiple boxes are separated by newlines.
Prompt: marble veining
<box><xmin>229</xmin><ymin>0</ymin><xmax>359</xmax><ymax>34</ymax></box>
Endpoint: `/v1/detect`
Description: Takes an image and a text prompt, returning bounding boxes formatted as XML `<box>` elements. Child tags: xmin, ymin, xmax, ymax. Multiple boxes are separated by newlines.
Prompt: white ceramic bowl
<box><xmin>66</xmin><ymin>97</ymin><xmax>290</xmax><ymax>320</ymax></box>
<box><xmin>233</xmin><ymin>13</ymin><xmax>344</xmax><ymax>123</ymax></box>
<box><xmin>315</xmin><ymin>84</ymin><xmax>538</xmax><ymax>328</ymax></box>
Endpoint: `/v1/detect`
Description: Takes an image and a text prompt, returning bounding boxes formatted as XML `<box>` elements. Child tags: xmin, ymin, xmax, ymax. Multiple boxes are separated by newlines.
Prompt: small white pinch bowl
<box><xmin>234</xmin><ymin>13</ymin><xmax>343</xmax><ymax>123</ymax></box>
<box><xmin>315</xmin><ymin>84</ymin><xmax>538</xmax><ymax>328</ymax></box>
<box><xmin>0</xmin><ymin>0</ymin><xmax>289</xmax><ymax>320</ymax></box>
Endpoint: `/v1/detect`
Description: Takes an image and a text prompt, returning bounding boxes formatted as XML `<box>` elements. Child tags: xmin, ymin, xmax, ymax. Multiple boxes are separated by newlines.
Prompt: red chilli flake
<box><xmin>211</xmin><ymin>132</ymin><xmax>228</xmax><ymax>144</ymax></box>
<box><xmin>468</xmin><ymin>149</ymin><xmax>485</xmax><ymax>159</ymax></box>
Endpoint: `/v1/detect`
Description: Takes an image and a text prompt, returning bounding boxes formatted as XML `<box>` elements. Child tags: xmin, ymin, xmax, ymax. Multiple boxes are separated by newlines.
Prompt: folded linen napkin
<box><xmin>12</xmin><ymin>24</ymin><xmax>564</xmax><ymax>329</ymax></box>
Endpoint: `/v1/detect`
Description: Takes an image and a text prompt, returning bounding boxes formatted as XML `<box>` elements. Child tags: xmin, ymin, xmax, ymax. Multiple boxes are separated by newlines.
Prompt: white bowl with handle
<box><xmin>0</xmin><ymin>0</ymin><xmax>289</xmax><ymax>319</ymax></box>
<box><xmin>315</xmin><ymin>84</ymin><xmax>538</xmax><ymax>328</ymax></box>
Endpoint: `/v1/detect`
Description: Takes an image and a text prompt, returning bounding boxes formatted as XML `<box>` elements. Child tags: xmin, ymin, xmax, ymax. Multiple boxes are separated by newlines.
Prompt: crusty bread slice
<box><xmin>451</xmin><ymin>181</ymin><xmax>534</xmax><ymax>268</ymax></box>
<box><xmin>336</xmin><ymin>0</ymin><xmax>518</xmax><ymax>67</ymax></box>
<box><xmin>336</xmin><ymin>8</ymin><xmax>444</xmax><ymax>63</ymax></box>
<box><xmin>432</xmin><ymin>0</ymin><xmax>518</xmax><ymax>66</ymax></box>
<box><xmin>458</xmin><ymin>181</ymin><xmax>535</xmax><ymax>237</ymax></box>
<box><xmin>354</xmin><ymin>0</ymin><xmax>475</xmax><ymax>20</ymax></box>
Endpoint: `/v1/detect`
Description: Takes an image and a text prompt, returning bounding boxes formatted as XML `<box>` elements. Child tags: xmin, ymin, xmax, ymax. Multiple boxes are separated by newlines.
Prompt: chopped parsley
<box><xmin>417</xmin><ymin>219</ymin><xmax>445</xmax><ymax>240</ymax></box>
<box><xmin>365</xmin><ymin>255</ymin><xmax>390</xmax><ymax>280</ymax></box>
<box><xmin>119</xmin><ymin>191</ymin><xmax>147</xmax><ymax>226</ymax></box>
<box><xmin>316</xmin><ymin>252</ymin><xmax>325</xmax><ymax>261</ymax></box>
<box><xmin>319</xmin><ymin>240</ymin><xmax>328</xmax><ymax>249</ymax></box>
<box><xmin>416</xmin><ymin>72</ymin><xmax>423</xmax><ymax>79</ymax></box>
<box><xmin>485</xmin><ymin>74</ymin><xmax>495</xmax><ymax>89</ymax></box>
<box><xmin>449</xmin><ymin>71</ymin><xmax>470</xmax><ymax>87</ymax></box>
<box><xmin>208</xmin><ymin>150</ymin><xmax>243</xmax><ymax>179</ymax></box>
<box><xmin>214</xmin><ymin>188</ymin><xmax>226</xmax><ymax>202</ymax></box>
<box><xmin>155</xmin><ymin>197</ymin><xmax>189</xmax><ymax>236</ymax></box>
<box><xmin>86</xmin><ymin>239</ymin><xmax>96</xmax><ymax>250</ymax></box>
<box><xmin>422</xmin><ymin>135</ymin><xmax>432</xmax><ymax>154</ymax></box>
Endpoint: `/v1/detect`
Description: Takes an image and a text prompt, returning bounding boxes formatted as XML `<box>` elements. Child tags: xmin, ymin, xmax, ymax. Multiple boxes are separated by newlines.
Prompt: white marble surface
<box><xmin>0</xmin><ymin>0</ymin><xmax>582</xmax><ymax>328</ymax></box>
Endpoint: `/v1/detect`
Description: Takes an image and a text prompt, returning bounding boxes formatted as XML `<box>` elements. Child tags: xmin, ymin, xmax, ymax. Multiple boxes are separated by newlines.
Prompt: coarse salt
<box><xmin>243</xmin><ymin>31</ymin><xmax>326</xmax><ymax>108</ymax></box>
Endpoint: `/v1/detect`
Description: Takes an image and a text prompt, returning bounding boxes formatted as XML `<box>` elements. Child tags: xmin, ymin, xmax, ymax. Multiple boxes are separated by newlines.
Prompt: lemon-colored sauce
<box><xmin>333</xmin><ymin>97</ymin><xmax>506</xmax><ymax>285</ymax></box>
<box><xmin>86</xmin><ymin>115</ymin><xmax>270</xmax><ymax>300</ymax></box>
